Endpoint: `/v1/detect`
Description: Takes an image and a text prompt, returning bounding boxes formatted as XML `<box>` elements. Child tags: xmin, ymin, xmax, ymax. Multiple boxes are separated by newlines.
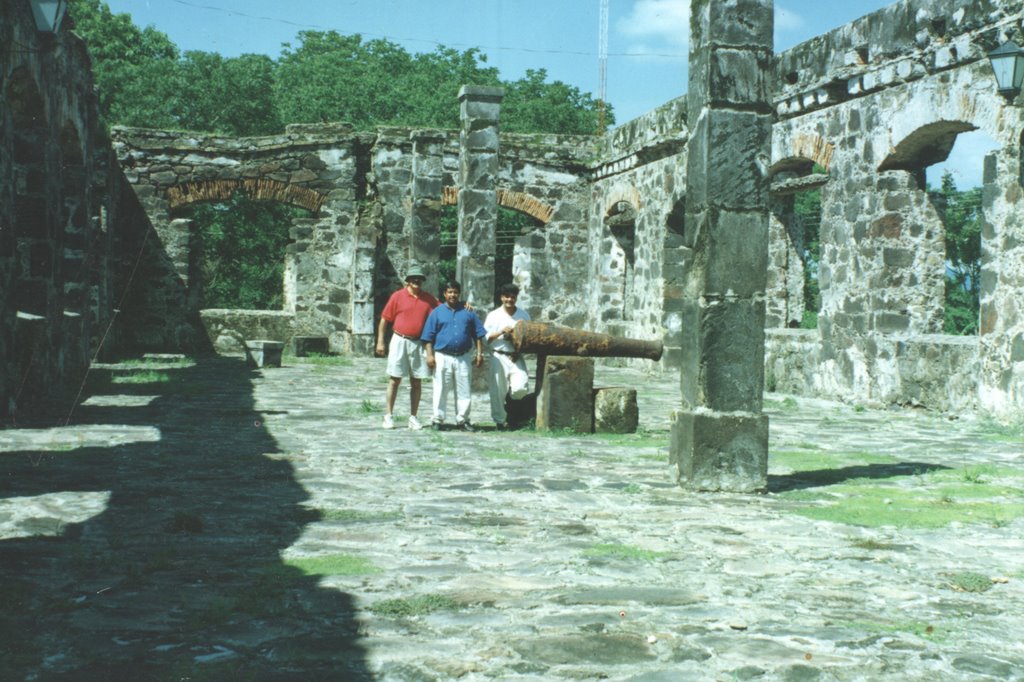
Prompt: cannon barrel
<box><xmin>510</xmin><ymin>321</ymin><xmax>663</xmax><ymax>361</ymax></box>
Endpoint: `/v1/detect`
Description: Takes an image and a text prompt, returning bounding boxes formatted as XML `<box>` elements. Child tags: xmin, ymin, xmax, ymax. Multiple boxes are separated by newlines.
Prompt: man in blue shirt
<box><xmin>421</xmin><ymin>280</ymin><xmax>487</xmax><ymax>431</ymax></box>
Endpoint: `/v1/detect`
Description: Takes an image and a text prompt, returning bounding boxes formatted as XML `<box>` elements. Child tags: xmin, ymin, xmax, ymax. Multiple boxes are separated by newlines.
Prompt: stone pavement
<box><xmin>1</xmin><ymin>354</ymin><xmax>1022</xmax><ymax>681</ymax></box>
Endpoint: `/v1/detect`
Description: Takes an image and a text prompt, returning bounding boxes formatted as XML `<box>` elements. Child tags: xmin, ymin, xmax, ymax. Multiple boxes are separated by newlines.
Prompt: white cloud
<box><xmin>618</xmin><ymin>0</ymin><xmax>690</xmax><ymax>50</ymax></box>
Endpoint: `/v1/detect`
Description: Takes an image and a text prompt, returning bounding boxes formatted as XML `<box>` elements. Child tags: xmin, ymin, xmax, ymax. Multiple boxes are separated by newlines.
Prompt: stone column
<box><xmin>410</xmin><ymin>129</ymin><xmax>445</xmax><ymax>296</ymax></box>
<box><xmin>978</xmin><ymin>146</ymin><xmax>1024</xmax><ymax>420</ymax></box>
<box><xmin>670</xmin><ymin>0</ymin><xmax>773</xmax><ymax>492</ymax></box>
<box><xmin>457</xmin><ymin>85</ymin><xmax>504</xmax><ymax>308</ymax></box>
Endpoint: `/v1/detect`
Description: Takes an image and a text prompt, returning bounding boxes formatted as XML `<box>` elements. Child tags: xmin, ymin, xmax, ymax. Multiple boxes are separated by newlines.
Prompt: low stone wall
<box><xmin>891</xmin><ymin>334</ymin><xmax>979</xmax><ymax>412</ymax></box>
<box><xmin>765</xmin><ymin>328</ymin><xmax>819</xmax><ymax>395</ymax></box>
<box><xmin>766</xmin><ymin>327</ymin><xmax>980</xmax><ymax>413</ymax></box>
<box><xmin>199</xmin><ymin>310</ymin><xmax>295</xmax><ymax>354</ymax></box>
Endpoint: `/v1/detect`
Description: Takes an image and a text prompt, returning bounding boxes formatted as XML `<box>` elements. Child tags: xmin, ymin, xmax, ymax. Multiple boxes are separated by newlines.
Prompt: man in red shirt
<box><xmin>375</xmin><ymin>264</ymin><xmax>439</xmax><ymax>430</ymax></box>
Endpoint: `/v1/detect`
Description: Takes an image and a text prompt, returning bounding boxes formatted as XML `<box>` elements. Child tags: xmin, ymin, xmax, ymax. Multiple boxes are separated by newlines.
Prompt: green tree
<box><xmin>177</xmin><ymin>51</ymin><xmax>281</xmax><ymax>136</ymax></box>
<box><xmin>68</xmin><ymin>0</ymin><xmax>182</xmax><ymax>126</ymax></box>
<box><xmin>929</xmin><ymin>171</ymin><xmax>982</xmax><ymax>335</ymax></box>
<box><xmin>793</xmin><ymin>187</ymin><xmax>822</xmax><ymax>329</ymax></box>
<box><xmin>185</xmin><ymin>193</ymin><xmax>309</xmax><ymax>309</ymax></box>
<box><xmin>502</xmin><ymin>68</ymin><xmax>612</xmax><ymax>135</ymax></box>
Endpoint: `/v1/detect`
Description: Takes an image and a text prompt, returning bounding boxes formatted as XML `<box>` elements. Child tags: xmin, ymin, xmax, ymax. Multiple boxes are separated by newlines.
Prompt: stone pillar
<box><xmin>670</xmin><ymin>0</ymin><xmax>773</xmax><ymax>492</ymax></box>
<box><xmin>410</xmin><ymin>129</ymin><xmax>445</xmax><ymax>296</ymax></box>
<box><xmin>457</xmin><ymin>85</ymin><xmax>504</xmax><ymax>308</ymax></box>
<box><xmin>978</xmin><ymin>146</ymin><xmax>1024</xmax><ymax>420</ymax></box>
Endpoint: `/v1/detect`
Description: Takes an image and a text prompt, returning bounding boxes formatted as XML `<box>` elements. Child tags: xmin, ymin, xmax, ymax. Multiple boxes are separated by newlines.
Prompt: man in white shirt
<box><xmin>484</xmin><ymin>283</ymin><xmax>531</xmax><ymax>430</ymax></box>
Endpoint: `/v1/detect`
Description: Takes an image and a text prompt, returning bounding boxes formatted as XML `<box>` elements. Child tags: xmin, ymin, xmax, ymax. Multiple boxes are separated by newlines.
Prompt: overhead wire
<box><xmin>165</xmin><ymin>0</ymin><xmax>685</xmax><ymax>60</ymax></box>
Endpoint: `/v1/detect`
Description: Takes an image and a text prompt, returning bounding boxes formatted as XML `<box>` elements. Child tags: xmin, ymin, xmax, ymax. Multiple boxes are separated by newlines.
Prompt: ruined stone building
<box><xmin>2</xmin><ymin>0</ymin><xmax>1023</xmax><ymax>422</ymax></box>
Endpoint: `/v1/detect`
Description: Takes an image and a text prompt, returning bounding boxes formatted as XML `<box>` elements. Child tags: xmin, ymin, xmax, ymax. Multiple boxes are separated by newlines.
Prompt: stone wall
<box><xmin>199</xmin><ymin>309</ymin><xmax>296</xmax><ymax>353</ymax></box>
<box><xmin>0</xmin><ymin>0</ymin><xmax>123</xmax><ymax>420</ymax></box>
<box><xmin>768</xmin><ymin>0</ymin><xmax>1024</xmax><ymax>416</ymax></box>
<box><xmin>15</xmin><ymin>0</ymin><xmax>1022</xmax><ymax>421</ymax></box>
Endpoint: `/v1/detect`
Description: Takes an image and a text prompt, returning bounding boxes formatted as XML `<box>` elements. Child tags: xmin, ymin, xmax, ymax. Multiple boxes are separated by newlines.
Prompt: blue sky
<box><xmin>103</xmin><ymin>0</ymin><xmax>993</xmax><ymax>187</ymax></box>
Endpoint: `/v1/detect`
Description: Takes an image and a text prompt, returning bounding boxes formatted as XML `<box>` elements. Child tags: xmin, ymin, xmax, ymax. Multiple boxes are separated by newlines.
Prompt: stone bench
<box><xmin>593</xmin><ymin>387</ymin><xmax>639</xmax><ymax>434</ymax></box>
<box><xmin>245</xmin><ymin>340</ymin><xmax>284</xmax><ymax>368</ymax></box>
<box><xmin>292</xmin><ymin>335</ymin><xmax>330</xmax><ymax>357</ymax></box>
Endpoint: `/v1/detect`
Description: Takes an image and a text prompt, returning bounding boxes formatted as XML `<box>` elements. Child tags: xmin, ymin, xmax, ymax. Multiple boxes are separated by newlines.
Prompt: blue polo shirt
<box><xmin>421</xmin><ymin>303</ymin><xmax>486</xmax><ymax>354</ymax></box>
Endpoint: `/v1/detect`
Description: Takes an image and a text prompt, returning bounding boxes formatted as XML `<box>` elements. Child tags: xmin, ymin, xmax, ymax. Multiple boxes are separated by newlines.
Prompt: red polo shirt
<box><xmin>381</xmin><ymin>287</ymin><xmax>439</xmax><ymax>338</ymax></box>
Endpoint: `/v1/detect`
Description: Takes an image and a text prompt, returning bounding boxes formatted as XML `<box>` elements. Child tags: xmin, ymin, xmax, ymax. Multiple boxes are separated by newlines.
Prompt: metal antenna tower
<box><xmin>598</xmin><ymin>0</ymin><xmax>609</xmax><ymax>133</ymax></box>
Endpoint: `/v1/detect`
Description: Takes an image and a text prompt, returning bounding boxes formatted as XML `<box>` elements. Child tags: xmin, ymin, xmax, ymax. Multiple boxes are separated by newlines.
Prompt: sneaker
<box><xmin>408</xmin><ymin>415</ymin><xmax>423</xmax><ymax>430</ymax></box>
<box><xmin>457</xmin><ymin>421</ymin><xmax>475</xmax><ymax>432</ymax></box>
<box><xmin>382</xmin><ymin>414</ymin><xmax>395</xmax><ymax>429</ymax></box>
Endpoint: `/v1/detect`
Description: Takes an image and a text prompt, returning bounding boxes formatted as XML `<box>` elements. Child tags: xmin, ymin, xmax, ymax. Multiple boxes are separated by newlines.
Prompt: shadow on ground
<box><xmin>768</xmin><ymin>461</ymin><xmax>951</xmax><ymax>493</ymax></box>
<box><xmin>0</xmin><ymin>356</ymin><xmax>370</xmax><ymax>680</ymax></box>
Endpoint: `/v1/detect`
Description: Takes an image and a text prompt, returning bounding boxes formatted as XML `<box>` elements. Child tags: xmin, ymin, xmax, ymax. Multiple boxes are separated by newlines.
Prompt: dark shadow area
<box><xmin>0</xmin><ymin>356</ymin><xmax>370</xmax><ymax>679</ymax></box>
<box><xmin>768</xmin><ymin>461</ymin><xmax>952</xmax><ymax>493</ymax></box>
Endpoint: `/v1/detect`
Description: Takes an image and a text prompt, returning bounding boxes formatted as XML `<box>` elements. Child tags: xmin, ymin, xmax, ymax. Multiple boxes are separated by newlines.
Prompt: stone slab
<box><xmin>536</xmin><ymin>356</ymin><xmax>594</xmax><ymax>433</ymax></box>
<box><xmin>593</xmin><ymin>387</ymin><xmax>639</xmax><ymax>434</ymax></box>
<box><xmin>670</xmin><ymin>409</ymin><xmax>768</xmax><ymax>492</ymax></box>
<box><xmin>245</xmin><ymin>339</ymin><xmax>284</xmax><ymax>368</ymax></box>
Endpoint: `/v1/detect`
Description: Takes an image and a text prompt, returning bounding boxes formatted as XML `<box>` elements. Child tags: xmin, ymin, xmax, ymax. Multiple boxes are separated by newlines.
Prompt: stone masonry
<box><xmin>3</xmin><ymin>0</ymin><xmax>1024</xmax><ymax>425</ymax></box>
<box><xmin>670</xmin><ymin>0</ymin><xmax>774</xmax><ymax>492</ymax></box>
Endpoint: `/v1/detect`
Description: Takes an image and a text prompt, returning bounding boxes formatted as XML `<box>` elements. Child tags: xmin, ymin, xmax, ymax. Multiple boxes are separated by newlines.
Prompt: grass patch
<box><xmin>399</xmin><ymin>460</ymin><xmax>447</xmax><ymax>473</ymax></box>
<box><xmin>946</xmin><ymin>571</ymin><xmax>993</xmax><ymax>593</ymax></box>
<box><xmin>111</xmin><ymin>370</ymin><xmax>172</xmax><ymax>384</ymax></box>
<box><xmin>782</xmin><ymin>482</ymin><xmax>1024</xmax><ymax>529</ymax></box>
<box><xmin>119</xmin><ymin>355</ymin><xmax>193</xmax><ymax>367</ymax></box>
<box><xmin>283</xmin><ymin>553</ymin><xmax>380</xmax><ymax>576</ymax></box>
<box><xmin>359</xmin><ymin>399</ymin><xmax>379</xmax><ymax>414</ymax></box>
<box><xmin>369</xmin><ymin>593</ymin><xmax>459</xmax><ymax>617</ymax></box>
<box><xmin>978</xmin><ymin>418</ymin><xmax>1024</xmax><ymax>443</ymax></box>
<box><xmin>317</xmin><ymin>508</ymin><xmax>402</xmax><ymax>523</ymax></box>
<box><xmin>583</xmin><ymin>543</ymin><xmax>668</xmax><ymax>561</ymax></box>
<box><xmin>480</xmin><ymin>449</ymin><xmax>530</xmax><ymax>460</ymax></box>
<box><xmin>836</xmin><ymin>619</ymin><xmax>943</xmax><ymax>640</ymax></box>
<box><xmin>771</xmin><ymin>450</ymin><xmax>899</xmax><ymax>472</ymax></box>
<box><xmin>297</xmin><ymin>353</ymin><xmax>353</xmax><ymax>367</ymax></box>
<box><xmin>849</xmin><ymin>538</ymin><xmax>905</xmax><ymax>551</ymax></box>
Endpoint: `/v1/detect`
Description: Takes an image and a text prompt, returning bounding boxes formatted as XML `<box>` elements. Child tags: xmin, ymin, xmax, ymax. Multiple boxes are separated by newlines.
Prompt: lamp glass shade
<box><xmin>29</xmin><ymin>0</ymin><xmax>67</xmax><ymax>33</ymax></box>
<box><xmin>989</xmin><ymin>41</ymin><xmax>1024</xmax><ymax>94</ymax></box>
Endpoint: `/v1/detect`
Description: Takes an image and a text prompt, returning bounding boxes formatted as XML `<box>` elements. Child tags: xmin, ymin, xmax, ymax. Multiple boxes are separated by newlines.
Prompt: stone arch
<box><xmin>770</xmin><ymin>133</ymin><xmax>835</xmax><ymax>176</ymax></box>
<box><xmin>602</xmin><ymin>199</ymin><xmax>638</xmax><ymax>322</ymax></box>
<box><xmin>441</xmin><ymin>185</ymin><xmax>555</xmax><ymax>225</ymax></box>
<box><xmin>602</xmin><ymin>186</ymin><xmax>642</xmax><ymax>217</ymax></box>
<box><xmin>166</xmin><ymin>179</ymin><xmax>327</xmax><ymax>215</ymax></box>
<box><xmin>878</xmin><ymin>120</ymin><xmax>977</xmax><ymax>186</ymax></box>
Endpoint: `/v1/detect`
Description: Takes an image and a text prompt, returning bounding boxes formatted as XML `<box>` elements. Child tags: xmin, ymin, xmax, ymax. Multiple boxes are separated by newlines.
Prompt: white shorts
<box><xmin>386</xmin><ymin>334</ymin><xmax>430</xmax><ymax>380</ymax></box>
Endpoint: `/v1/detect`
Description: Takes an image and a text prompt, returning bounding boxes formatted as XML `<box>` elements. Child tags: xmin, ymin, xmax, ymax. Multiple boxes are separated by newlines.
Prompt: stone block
<box><xmin>708</xmin><ymin>48</ymin><xmax>772</xmax><ymax>107</ymax></box>
<box><xmin>670</xmin><ymin>409</ymin><xmax>768</xmax><ymax>492</ymax></box>
<box><xmin>293</xmin><ymin>336</ymin><xmax>329</xmax><ymax>357</ymax></box>
<box><xmin>536</xmin><ymin>356</ymin><xmax>594</xmax><ymax>433</ymax></box>
<box><xmin>705</xmin><ymin>0</ymin><xmax>773</xmax><ymax>48</ymax></box>
<box><xmin>593</xmin><ymin>387</ymin><xmax>639</xmax><ymax>434</ymax></box>
<box><xmin>704</xmin><ymin>210</ymin><xmax>769</xmax><ymax>297</ymax></box>
<box><xmin>245</xmin><ymin>340</ymin><xmax>284</xmax><ymax>368</ymax></box>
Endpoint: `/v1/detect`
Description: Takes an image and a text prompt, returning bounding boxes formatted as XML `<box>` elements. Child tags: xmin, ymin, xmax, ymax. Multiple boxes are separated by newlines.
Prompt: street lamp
<box><xmin>988</xmin><ymin>41</ymin><xmax>1024</xmax><ymax>99</ymax></box>
<box><xmin>28</xmin><ymin>0</ymin><xmax>67</xmax><ymax>33</ymax></box>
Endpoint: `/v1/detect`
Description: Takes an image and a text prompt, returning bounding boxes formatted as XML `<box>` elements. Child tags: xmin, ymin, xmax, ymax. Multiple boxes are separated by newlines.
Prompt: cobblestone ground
<box><xmin>1</xmin><ymin>354</ymin><xmax>1022</xmax><ymax>681</ymax></box>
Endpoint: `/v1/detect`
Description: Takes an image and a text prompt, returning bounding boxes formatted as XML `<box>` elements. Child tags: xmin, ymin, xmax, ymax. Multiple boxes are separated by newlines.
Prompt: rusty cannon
<box><xmin>509</xmin><ymin>321</ymin><xmax>663</xmax><ymax>361</ymax></box>
<box><xmin>504</xmin><ymin>321</ymin><xmax>662</xmax><ymax>434</ymax></box>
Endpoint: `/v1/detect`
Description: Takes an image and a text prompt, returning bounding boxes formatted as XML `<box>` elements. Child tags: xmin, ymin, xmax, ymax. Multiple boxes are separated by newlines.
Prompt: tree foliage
<box><xmin>929</xmin><ymin>171</ymin><xmax>982</xmax><ymax>335</ymax></box>
<box><xmin>184</xmin><ymin>193</ymin><xmax>307</xmax><ymax>309</ymax></box>
<box><xmin>793</xmin><ymin>187</ymin><xmax>822</xmax><ymax>329</ymax></box>
<box><xmin>69</xmin><ymin>2</ymin><xmax>609</xmax><ymax>136</ymax></box>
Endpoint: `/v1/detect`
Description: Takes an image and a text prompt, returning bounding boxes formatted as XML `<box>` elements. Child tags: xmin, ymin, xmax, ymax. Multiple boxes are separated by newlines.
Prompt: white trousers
<box><xmin>432</xmin><ymin>351</ymin><xmax>473</xmax><ymax>424</ymax></box>
<box><xmin>488</xmin><ymin>353</ymin><xmax>529</xmax><ymax>423</ymax></box>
